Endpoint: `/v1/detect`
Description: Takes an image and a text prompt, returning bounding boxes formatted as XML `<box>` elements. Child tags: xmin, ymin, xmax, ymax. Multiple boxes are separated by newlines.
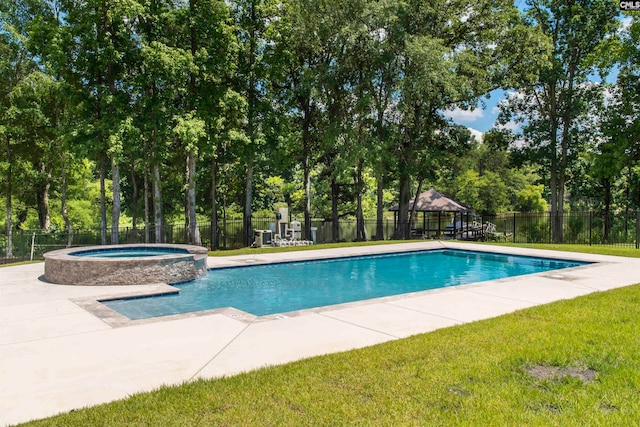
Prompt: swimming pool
<box><xmin>102</xmin><ymin>249</ymin><xmax>588</xmax><ymax>320</ymax></box>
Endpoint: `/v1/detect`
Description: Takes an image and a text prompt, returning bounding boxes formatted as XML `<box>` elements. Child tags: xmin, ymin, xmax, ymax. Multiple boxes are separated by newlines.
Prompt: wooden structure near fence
<box><xmin>388</xmin><ymin>188</ymin><xmax>474</xmax><ymax>239</ymax></box>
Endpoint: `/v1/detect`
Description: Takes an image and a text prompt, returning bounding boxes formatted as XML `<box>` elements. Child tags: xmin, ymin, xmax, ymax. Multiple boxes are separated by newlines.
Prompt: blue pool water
<box><xmin>73</xmin><ymin>247</ymin><xmax>189</xmax><ymax>258</ymax></box>
<box><xmin>103</xmin><ymin>249</ymin><xmax>587</xmax><ymax>319</ymax></box>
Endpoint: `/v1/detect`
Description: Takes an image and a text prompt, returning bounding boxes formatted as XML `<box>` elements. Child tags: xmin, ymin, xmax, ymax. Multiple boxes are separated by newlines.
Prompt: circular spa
<box><xmin>44</xmin><ymin>244</ymin><xmax>209</xmax><ymax>286</ymax></box>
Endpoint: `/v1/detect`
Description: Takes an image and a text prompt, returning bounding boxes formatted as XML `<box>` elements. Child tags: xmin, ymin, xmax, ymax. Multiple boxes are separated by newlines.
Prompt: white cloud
<box><xmin>445</xmin><ymin>107</ymin><xmax>484</xmax><ymax>123</ymax></box>
<box><xmin>468</xmin><ymin>127</ymin><xmax>483</xmax><ymax>143</ymax></box>
<box><xmin>497</xmin><ymin>121</ymin><xmax>519</xmax><ymax>132</ymax></box>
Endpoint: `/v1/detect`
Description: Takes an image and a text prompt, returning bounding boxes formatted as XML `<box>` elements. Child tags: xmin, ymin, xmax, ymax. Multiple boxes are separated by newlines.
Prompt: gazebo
<box><xmin>389</xmin><ymin>188</ymin><xmax>474</xmax><ymax>239</ymax></box>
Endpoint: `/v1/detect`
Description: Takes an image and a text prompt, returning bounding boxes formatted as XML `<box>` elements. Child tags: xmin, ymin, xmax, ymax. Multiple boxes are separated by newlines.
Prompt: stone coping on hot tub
<box><xmin>44</xmin><ymin>244</ymin><xmax>209</xmax><ymax>286</ymax></box>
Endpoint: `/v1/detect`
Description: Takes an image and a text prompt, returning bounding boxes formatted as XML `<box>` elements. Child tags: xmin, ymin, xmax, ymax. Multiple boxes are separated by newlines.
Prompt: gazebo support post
<box><xmin>393</xmin><ymin>211</ymin><xmax>397</xmax><ymax>237</ymax></box>
<box><xmin>466</xmin><ymin>211</ymin><xmax>469</xmax><ymax>238</ymax></box>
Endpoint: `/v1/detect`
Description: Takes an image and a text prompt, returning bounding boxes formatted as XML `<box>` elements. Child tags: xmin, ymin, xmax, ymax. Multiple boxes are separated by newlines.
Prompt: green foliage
<box><xmin>452</xmin><ymin>170</ymin><xmax>481</xmax><ymax>209</ymax></box>
<box><xmin>451</xmin><ymin>170</ymin><xmax>510</xmax><ymax>215</ymax></box>
<box><xmin>256</xmin><ymin>176</ymin><xmax>286</xmax><ymax>211</ymax></box>
<box><xmin>518</xmin><ymin>216</ymin><xmax>551</xmax><ymax>243</ymax></box>
<box><xmin>173</xmin><ymin>113</ymin><xmax>206</xmax><ymax>154</ymax></box>
<box><xmin>496</xmin><ymin>0</ymin><xmax>622</xmax><ymax>242</ymax></box>
<box><xmin>517</xmin><ymin>184</ymin><xmax>548</xmax><ymax>212</ymax></box>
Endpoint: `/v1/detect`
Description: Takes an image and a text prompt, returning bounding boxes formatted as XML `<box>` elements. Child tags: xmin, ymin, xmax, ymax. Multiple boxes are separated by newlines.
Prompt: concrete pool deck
<box><xmin>1</xmin><ymin>241</ymin><xmax>639</xmax><ymax>426</ymax></box>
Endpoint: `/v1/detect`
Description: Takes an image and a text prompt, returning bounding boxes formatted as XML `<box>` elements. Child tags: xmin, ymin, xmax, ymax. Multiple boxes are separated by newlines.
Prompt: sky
<box><xmin>443</xmin><ymin>89</ymin><xmax>509</xmax><ymax>141</ymax></box>
<box><xmin>443</xmin><ymin>15</ymin><xmax>633</xmax><ymax>143</ymax></box>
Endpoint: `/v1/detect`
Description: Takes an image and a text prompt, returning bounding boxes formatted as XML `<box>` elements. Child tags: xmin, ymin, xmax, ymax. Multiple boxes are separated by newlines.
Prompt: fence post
<box><xmin>636</xmin><ymin>209</ymin><xmax>639</xmax><ymax>250</ymax></box>
<box><xmin>513</xmin><ymin>213</ymin><xmax>516</xmax><ymax>243</ymax></box>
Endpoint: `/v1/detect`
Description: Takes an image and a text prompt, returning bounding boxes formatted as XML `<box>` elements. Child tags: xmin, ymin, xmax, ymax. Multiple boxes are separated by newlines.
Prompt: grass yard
<box><xmin>483</xmin><ymin>242</ymin><xmax>640</xmax><ymax>259</ymax></box>
<box><xmin>0</xmin><ymin>260</ymin><xmax>43</xmax><ymax>268</ymax></box>
<box><xmin>17</xmin><ymin>244</ymin><xmax>640</xmax><ymax>426</ymax></box>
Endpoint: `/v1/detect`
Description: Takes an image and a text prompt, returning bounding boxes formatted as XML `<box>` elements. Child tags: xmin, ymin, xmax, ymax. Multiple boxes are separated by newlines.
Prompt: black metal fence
<box><xmin>480</xmin><ymin>211</ymin><xmax>639</xmax><ymax>247</ymax></box>
<box><xmin>1</xmin><ymin>210</ymin><xmax>638</xmax><ymax>263</ymax></box>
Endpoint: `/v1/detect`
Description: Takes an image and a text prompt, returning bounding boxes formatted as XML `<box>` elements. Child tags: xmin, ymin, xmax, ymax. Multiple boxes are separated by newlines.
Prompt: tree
<box><xmin>269</xmin><ymin>0</ymin><xmax>343</xmax><ymax>240</ymax></box>
<box><xmin>498</xmin><ymin>0</ymin><xmax>619</xmax><ymax>242</ymax></box>
<box><xmin>613</xmin><ymin>15</ymin><xmax>640</xmax><ymax>213</ymax></box>
<box><xmin>40</xmin><ymin>0</ymin><xmax>144</xmax><ymax>244</ymax></box>
<box><xmin>517</xmin><ymin>184</ymin><xmax>548</xmax><ymax>212</ymax></box>
<box><xmin>231</xmin><ymin>0</ymin><xmax>273</xmax><ymax>246</ymax></box>
<box><xmin>390</xmin><ymin>0</ymin><xmax>548</xmax><ymax>239</ymax></box>
<box><xmin>173</xmin><ymin>113</ymin><xmax>205</xmax><ymax>245</ymax></box>
<box><xmin>361</xmin><ymin>0</ymin><xmax>400</xmax><ymax>240</ymax></box>
<box><xmin>1</xmin><ymin>3</ymin><xmax>39</xmax><ymax>256</ymax></box>
<box><xmin>590</xmin><ymin>15</ymin><xmax>640</xmax><ymax>239</ymax></box>
<box><xmin>134</xmin><ymin>0</ymin><xmax>196</xmax><ymax>242</ymax></box>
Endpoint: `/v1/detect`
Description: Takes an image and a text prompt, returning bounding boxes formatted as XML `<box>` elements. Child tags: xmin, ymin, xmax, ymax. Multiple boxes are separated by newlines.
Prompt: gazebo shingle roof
<box><xmin>389</xmin><ymin>188</ymin><xmax>469</xmax><ymax>212</ymax></box>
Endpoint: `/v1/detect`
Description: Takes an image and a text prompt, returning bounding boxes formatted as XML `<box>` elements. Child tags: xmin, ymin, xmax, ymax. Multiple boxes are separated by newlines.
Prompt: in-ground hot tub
<box><xmin>44</xmin><ymin>244</ymin><xmax>208</xmax><ymax>286</ymax></box>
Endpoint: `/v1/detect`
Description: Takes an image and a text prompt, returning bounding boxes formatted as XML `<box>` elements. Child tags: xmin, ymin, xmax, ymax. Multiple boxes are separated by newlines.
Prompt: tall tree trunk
<box><xmin>304</xmin><ymin>154</ymin><xmax>311</xmax><ymax>239</ymax></box>
<box><xmin>210</xmin><ymin>156</ymin><xmax>219</xmax><ymax>250</ymax></box>
<box><xmin>396</xmin><ymin>129</ymin><xmax>413</xmax><ymax>240</ymax></box>
<box><xmin>396</xmin><ymin>174</ymin><xmax>411</xmax><ymax>239</ymax></box>
<box><xmin>303</xmin><ymin>129</ymin><xmax>312</xmax><ymax>240</ymax></box>
<box><xmin>222</xmin><ymin>195</ymin><xmax>227</xmax><ymax>249</ymax></box>
<box><xmin>243</xmin><ymin>0</ymin><xmax>257</xmax><ymax>247</ymax></box>
<box><xmin>555</xmin><ymin>60</ymin><xmax>577</xmax><ymax>244</ymax></box>
<box><xmin>184</xmin><ymin>169</ymin><xmax>190</xmax><ymax>242</ymax></box>
<box><xmin>603</xmin><ymin>178</ymin><xmax>611</xmax><ymax>242</ymax></box>
<box><xmin>244</xmin><ymin>160</ymin><xmax>254</xmax><ymax>246</ymax></box>
<box><xmin>61</xmin><ymin>156</ymin><xmax>72</xmax><ymax>247</ymax></box>
<box><xmin>36</xmin><ymin>163</ymin><xmax>51</xmax><ymax>231</ymax></box>
<box><xmin>557</xmin><ymin>174</ymin><xmax>565</xmax><ymax>243</ymax></box>
<box><xmin>624</xmin><ymin>165</ymin><xmax>631</xmax><ymax>235</ymax></box>
<box><xmin>186</xmin><ymin>149</ymin><xmax>201</xmax><ymax>245</ymax></box>
<box><xmin>5</xmin><ymin>136</ymin><xmax>12</xmax><ymax>257</ymax></box>
<box><xmin>395</xmin><ymin>101</ymin><xmax>420</xmax><ymax>240</ymax></box>
<box><xmin>144</xmin><ymin>167</ymin><xmax>150</xmax><ymax>243</ymax></box>
<box><xmin>103</xmin><ymin>0</ymin><xmax>121</xmax><ymax>245</ymax></box>
<box><xmin>548</xmin><ymin>79</ymin><xmax>563</xmax><ymax>244</ymax></box>
<box><xmin>408</xmin><ymin>176</ymin><xmax>424</xmax><ymax>238</ymax></box>
<box><xmin>375</xmin><ymin>172</ymin><xmax>384</xmax><ymax>241</ymax></box>
<box><xmin>549</xmin><ymin>165</ymin><xmax>560</xmax><ymax>243</ymax></box>
<box><xmin>355</xmin><ymin>159</ymin><xmax>365</xmax><ymax>241</ymax></box>
<box><xmin>152</xmin><ymin>162</ymin><xmax>163</xmax><ymax>243</ymax></box>
<box><xmin>186</xmin><ymin>0</ymin><xmax>200</xmax><ymax>247</ymax></box>
<box><xmin>130</xmin><ymin>160</ymin><xmax>138</xmax><ymax>230</ymax></box>
<box><xmin>99</xmin><ymin>156</ymin><xmax>107</xmax><ymax>244</ymax></box>
<box><xmin>373</xmin><ymin>79</ymin><xmax>390</xmax><ymax>241</ymax></box>
<box><xmin>331</xmin><ymin>178</ymin><xmax>339</xmax><ymax>242</ymax></box>
<box><xmin>111</xmin><ymin>160</ymin><xmax>120</xmax><ymax>244</ymax></box>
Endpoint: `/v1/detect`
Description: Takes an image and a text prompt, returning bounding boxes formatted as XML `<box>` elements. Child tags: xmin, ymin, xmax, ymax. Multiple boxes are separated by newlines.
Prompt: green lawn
<box><xmin>15</xmin><ymin>243</ymin><xmax>640</xmax><ymax>426</ymax></box>
<box><xmin>0</xmin><ymin>260</ymin><xmax>43</xmax><ymax>268</ymax></box>
<box><xmin>481</xmin><ymin>242</ymin><xmax>640</xmax><ymax>258</ymax></box>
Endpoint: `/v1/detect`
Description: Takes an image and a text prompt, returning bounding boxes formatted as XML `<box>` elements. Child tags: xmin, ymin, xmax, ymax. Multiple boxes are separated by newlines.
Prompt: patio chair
<box><xmin>272</xmin><ymin>234</ymin><xmax>292</xmax><ymax>247</ymax></box>
<box><xmin>485</xmin><ymin>222</ymin><xmax>512</xmax><ymax>241</ymax></box>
